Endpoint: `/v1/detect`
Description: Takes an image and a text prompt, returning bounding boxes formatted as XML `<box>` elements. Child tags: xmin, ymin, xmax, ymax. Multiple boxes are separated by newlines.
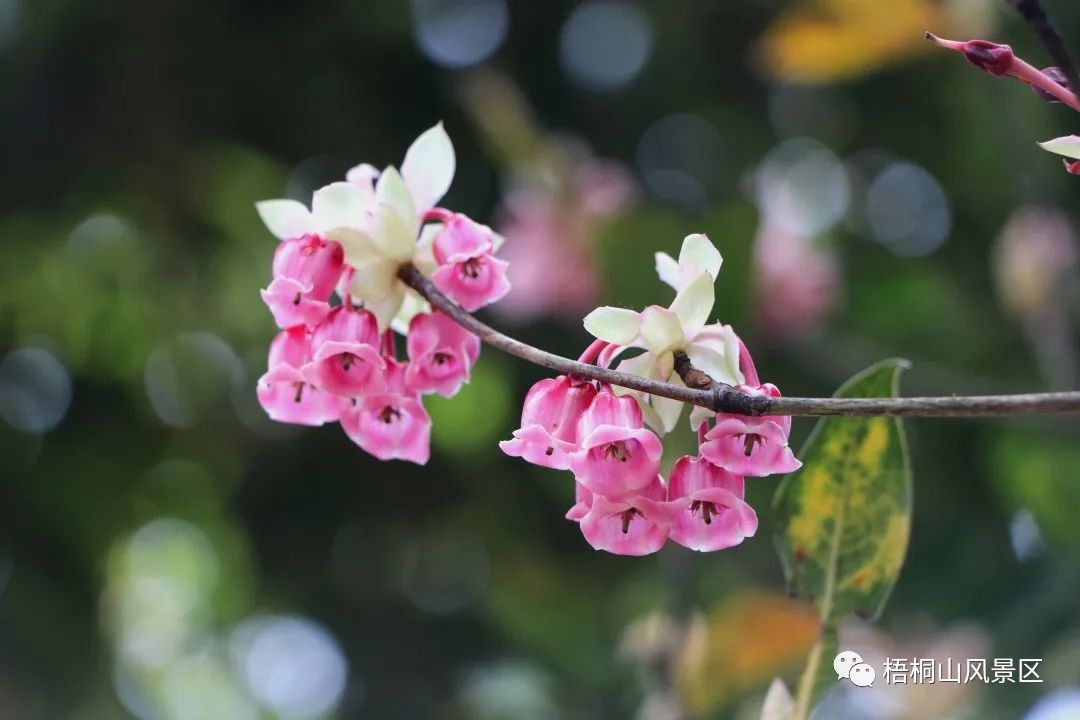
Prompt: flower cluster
<box><xmin>256</xmin><ymin>125</ymin><xmax>509</xmax><ymax>463</ymax></box>
<box><xmin>500</xmin><ymin>234</ymin><xmax>802</xmax><ymax>555</ymax></box>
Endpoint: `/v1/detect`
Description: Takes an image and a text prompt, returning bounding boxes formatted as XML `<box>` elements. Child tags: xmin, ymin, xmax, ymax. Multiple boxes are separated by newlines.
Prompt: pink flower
<box><xmin>257</xmin><ymin>326</ymin><xmax>340</xmax><ymax>426</ymax></box>
<box><xmin>580</xmin><ymin>475</ymin><xmax>671</xmax><ymax>556</ymax></box>
<box><xmin>753</xmin><ymin>221</ymin><xmax>838</xmax><ymax>338</ymax></box>
<box><xmin>432</xmin><ymin>213</ymin><xmax>496</xmax><ymax>264</ymax></box>
<box><xmin>261</xmin><ymin>277</ymin><xmax>332</xmax><ymax>329</ymax></box>
<box><xmin>272</xmin><ymin>233</ymin><xmax>345</xmax><ymax>298</ymax></box>
<box><xmin>699</xmin><ymin>385</ymin><xmax>800</xmax><ymax>477</ymax></box>
<box><xmin>341</xmin><ymin>359</ymin><xmax>431</xmax><ymax>464</ymax></box>
<box><xmin>499</xmin><ymin>375</ymin><xmax>597</xmax><ymax>470</ymax></box>
<box><xmin>430</xmin><ymin>214</ymin><xmax>511</xmax><ymax>312</ymax></box>
<box><xmin>261</xmin><ymin>234</ymin><xmax>344</xmax><ymax>327</ymax></box>
<box><xmin>568</xmin><ymin>388</ymin><xmax>663</xmax><ymax>500</ymax></box>
<box><xmin>405</xmin><ymin>311</ymin><xmax>481</xmax><ymax>397</ymax></box>
<box><xmin>301</xmin><ymin>306</ymin><xmax>386</xmax><ymax>397</ymax></box>
<box><xmin>664</xmin><ymin>456</ymin><xmax>757</xmax><ymax>552</ymax></box>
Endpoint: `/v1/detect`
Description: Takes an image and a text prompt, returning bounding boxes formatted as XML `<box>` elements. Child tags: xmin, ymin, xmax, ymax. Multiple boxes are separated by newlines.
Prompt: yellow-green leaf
<box><xmin>774</xmin><ymin>359</ymin><xmax>913</xmax><ymax>624</ymax></box>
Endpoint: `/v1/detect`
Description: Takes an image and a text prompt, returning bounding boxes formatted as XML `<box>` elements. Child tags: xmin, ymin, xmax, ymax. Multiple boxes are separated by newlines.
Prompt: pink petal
<box><xmin>261</xmin><ymin>277</ymin><xmax>332</xmax><ymax>329</ymax></box>
<box><xmin>580</xmin><ymin>493</ymin><xmax>670</xmax><ymax>556</ymax></box>
<box><xmin>341</xmin><ymin>393</ymin><xmax>431</xmax><ymax>464</ymax></box>
<box><xmin>569</xmin><ymin>426</ymin><xmax>663</xmax><ymax>499</ymax></box>
<box><xmin>667</xmin><ymin>487</ymin><xmax>758</xmax><ymax>552</ymax></box>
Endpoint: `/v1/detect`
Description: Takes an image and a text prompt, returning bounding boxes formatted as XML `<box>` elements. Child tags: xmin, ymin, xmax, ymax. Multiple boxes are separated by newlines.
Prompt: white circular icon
<box><xmin>833</xmin><ymin>650</ymin><xmax>863</xmax><ymax>680</ymax></box>
<box><xmin>849</xmin><ymin>662</ymin><xmax>876</xmax><ymax>687</ymax></box>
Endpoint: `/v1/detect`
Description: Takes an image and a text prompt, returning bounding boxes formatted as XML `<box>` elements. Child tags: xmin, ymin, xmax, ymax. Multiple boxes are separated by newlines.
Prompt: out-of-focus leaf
<box><xmin>761</xmin><ymin>677</ymin><xmax>794</xmax><ymax>720</ymax></box>
<box><xmin>677</xmin><ymin>591</ymin><xmax>818</xmax><ymax>716</ymax></box>
<box><xmin>774</xmin><ymin>360</ymin><xmax>912</xmax><ymax>713</ymax></box>
<box><xmin>757</xmin><ymin>0</ymin><xmax>997</xmax><ymax>84</ymax></box>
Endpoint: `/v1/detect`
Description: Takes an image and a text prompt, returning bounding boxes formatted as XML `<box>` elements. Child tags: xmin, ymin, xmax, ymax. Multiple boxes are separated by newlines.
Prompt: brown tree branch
<box><xmin>1007</xmin><ymin>0</ymin><xmax>1080</xmax><ymax>95</ymax></box>
<box><xmin>398</xmin><ymin>264</ymin><xmax>1080</xmax><ymax>417</ymax></box>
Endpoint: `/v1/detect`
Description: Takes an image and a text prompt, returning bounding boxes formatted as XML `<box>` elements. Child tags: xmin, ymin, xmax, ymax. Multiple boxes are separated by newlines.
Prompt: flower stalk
<box><xmin>398</xmin><ymin>264</ymin><xmax>1080</xmax><ymax>418</ymax></box>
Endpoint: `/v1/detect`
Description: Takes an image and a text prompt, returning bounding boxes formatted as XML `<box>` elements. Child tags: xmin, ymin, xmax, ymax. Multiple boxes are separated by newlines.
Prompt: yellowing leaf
<box><xmin>758</xmin><ymin>0</ymin><xmax>998</xmax><ymax>83</ymax></box>
<box><xmin>677</xmin><ymin>591</ymin><xmax>818</xmax><ymax>716</ymax></box>
<box><xmin>774</xmin><ymin>360</ymin><xmax>912</xmax><ymax>715</ymax></box>
<box><xmin>774</xmin><ymin>359</ymin><xmax>912</xmax><ymax>622</ymax></box>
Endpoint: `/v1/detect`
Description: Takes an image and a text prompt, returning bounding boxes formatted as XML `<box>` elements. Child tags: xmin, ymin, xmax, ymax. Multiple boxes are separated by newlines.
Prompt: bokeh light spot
<box><xmin>0</xmin><ymin>347</ymin><xmax>73</xmax><ymax>434</ymax></box>
<box><xmin>755</xmin><ymin>138</ymin><xmax>850</xmax><ymax>237</ymax></box>
<box><xmin>558</xmin><ymin>1</ymin><xmax>652</xmax><ymax>91</ymax></box>
<box><xmin>636</xmin><ymin>114</ymin><xmax>725</xmax><ymax>211</ymax></box>
<box><xmin>399</xmin><ymin>532</ymin><xmax>489</xmax><ymax>615</ymax></box>
<box><xmin>865</xmin><ymin>162</ymin><xmax>951</xmax><ymax>257</ymax></box>
<box><xmin>231</xmin><ymin>615</ymin><xmax>348</xmax><ymax>720</ymax></box>
<box><xmin>412</xmin><ymin>0</ymin><xmax>509</xmax><ymax>69</ymax></box>
<box><xmin>144</xmin><ymin>332</ymin><xmax>241</xmax><ymax>428</ymax></box>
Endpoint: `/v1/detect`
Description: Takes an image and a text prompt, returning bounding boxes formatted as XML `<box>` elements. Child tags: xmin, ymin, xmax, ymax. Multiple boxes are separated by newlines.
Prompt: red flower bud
<box><xmin>960</xmin><ymin>40</ymin><xmax>1015</xmax><ymax>76</ymax></box>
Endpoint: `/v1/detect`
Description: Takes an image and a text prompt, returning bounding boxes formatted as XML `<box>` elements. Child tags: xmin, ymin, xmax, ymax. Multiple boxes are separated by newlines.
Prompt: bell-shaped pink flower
<box><xmin>499</xmin><ymin>375</ymin><xmax>598</xmax><ymax>470</ymax></box>
<box><xmin>272</xmin><ymin>233</ymin><xmax>344</xmax><ymax>296</ymax></box>
<box><xmin>301</xmin><ymin>306</ymin><xmax>385</xmax><ymax>397</ymax></box>
<box><xmin>432</xmin><ymin>253</ymin><xmax>511</xmax><ymax>312</ymax></box>
<box><xmin>341</xmin><ymin>359</ymin><xmax>431</xmax><ymax>464</ymax></box>
<box><xmin>261</xmin><ymin>234</ymin><xmax>344</xmax><ymax>328</ymax></box>
<box><xmin>664</xmin><ymin>456</ymin><xmax>757</xmax><ymax>552</ymax></box>
<box><xmin>432</xmin><ymin>213</ymin><xmax>496</xmax><ymax>264</ymax></box>
<box><xmin>568</xmin><ymin>389</ymin><xmax>663</xmax><ymax>500</ymax></box>
<box><xmin>431</xmin><ymin>214</ymin><xmax>510</xmax><ymax>312</ymax></box>
<box><xmin>405</xmin><ymin>311</ymin><xmax>481</xmax><ymax>397</ymax></box>
<box><xmin>261</xmin><ymin>277</ymin><xmax>332</xmax><ymax>329</ymax></box>
<box><xmin>699</xmin><ymin>385</ymin><xmax>800</xmax><ymax>477</ymax></box>
<box><xmin>257</xmin><ymin>326</ymin><xmax>340</xmax><ymax>425</ymax></box>
<box><xmin>579</xmin><ymin>475</ymin><xmax>671</xmax><ymax>556</ymax></box>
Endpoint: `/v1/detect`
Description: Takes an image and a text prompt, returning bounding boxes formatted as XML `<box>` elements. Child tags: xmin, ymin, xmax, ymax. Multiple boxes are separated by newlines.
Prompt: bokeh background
<box><xmin>2</xmin><ymin>0</ymin><xmax>1080</xmax><ymax>718</ymax></box>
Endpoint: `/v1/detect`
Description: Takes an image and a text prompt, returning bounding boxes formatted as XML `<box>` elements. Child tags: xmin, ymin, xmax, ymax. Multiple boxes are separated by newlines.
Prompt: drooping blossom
<box><xmin>255</xmin><ymin>124</ymin><xmax>512</xmax><ymax>468</ymax></box>
<box><xmin>499</xmin><ymin>375</ymin><xmax>597</xmax><ymax>470</ymax></box>
<box><xmin>700</xmin><ymin>414</ymin><xmax>800</xmax><ymax>477</ymax></box>
<box><xmin>341</xmin><ymin>359</ymin><xmax>431</xmax><ymax>464</ymax></box>
<box><xmin>579</xmin><ymin>475</ymin><xmax>672</xmax><ymax>556</ymax></box>
<box><xmin>431</xmin><ymin>213</ymin><xmax>511</xmax><ymax>312</ymax></box>
<box><xmin>256</xmin><ymin>123</ymin><xmax>458</xmax><ymax>330</ymax></box>
<box><xmin>260</xmin><ymin>233</ymin><xmax>344</xmax><ymax>328</ymax></box>
<box><xmin>301</xmin><ymin>305</ymin><xmax>386</xmax><ymax>397</ymax></box>
<box><xmin>664</xmin><ymin>456</ymin><xmax>757</xmax><ymax>552</ymax></box>
<box><xmin>405</xmin><ymin>311</ymin><xmax>481</xmax><ymax>397</ymax></box>
<box><xmin>568</xmin><ymin>387</ymin><xmax>663</xmax><ymax>500</ymax></box>
<box><xmin>257</xmin><ymin>326</ymin><xmax>340</xmax><ymax>426</ymax></box>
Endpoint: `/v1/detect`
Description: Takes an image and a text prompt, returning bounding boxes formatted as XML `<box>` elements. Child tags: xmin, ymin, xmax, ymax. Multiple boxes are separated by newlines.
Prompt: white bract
<box><xmin>582</xmin><ymin>234</ymin><xmax>743</xmax><ymax>434</ymax></box>
<box><xmin>1038</xmin><ymin>135</ymin><xmax>1080</xmax><ymax>160</ymax></box>
<box><xmin>256</xmin><ymin>123</ymin><xmax>456</xmax><ymax>329</ymax></box>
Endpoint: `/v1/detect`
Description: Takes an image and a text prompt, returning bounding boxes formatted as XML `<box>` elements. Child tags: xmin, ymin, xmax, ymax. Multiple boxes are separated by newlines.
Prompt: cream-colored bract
<box><xmin>581</xmin><ymin>233</ymin><xmax>744</xmax><ymax>434</ymax></box>
<box><xmin>256</xmin><ymin>123</ymin><xmax>457</xmax><ymax>330</ymax></box>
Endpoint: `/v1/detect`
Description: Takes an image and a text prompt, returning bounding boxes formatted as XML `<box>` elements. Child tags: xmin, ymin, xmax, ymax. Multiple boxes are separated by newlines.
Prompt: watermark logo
<box><xmin>834</xmin><ymin>650</ymin><xmax>1043</xmax><ymax>687</ymax></box>
<box><xmin>834</xmin><ymin>650</ymin><xmax>876</xmax><ymax>688</ymax></box>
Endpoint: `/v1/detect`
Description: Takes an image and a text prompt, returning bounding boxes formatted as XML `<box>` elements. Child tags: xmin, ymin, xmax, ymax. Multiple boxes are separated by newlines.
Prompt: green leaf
<box><xmin>774</xmin><ymin>359</ymin><xmax>913</xmax><ymax>625</ymax></box>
